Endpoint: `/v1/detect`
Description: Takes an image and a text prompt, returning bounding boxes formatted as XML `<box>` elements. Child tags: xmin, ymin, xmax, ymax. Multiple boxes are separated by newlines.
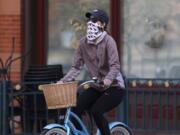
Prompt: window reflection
<box><xmin>123</xmin><ymin>0</ymin><xmax>180</xmax><ymax>78</ymax></box>
<box><xmin>48</xmin><ymin>0</ymin><xmax>109</xmax><ymax>79</ymax></box>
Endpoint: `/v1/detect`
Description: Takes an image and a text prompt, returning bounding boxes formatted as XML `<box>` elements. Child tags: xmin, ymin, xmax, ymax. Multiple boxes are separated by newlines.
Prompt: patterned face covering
<box><xmin>86</xmin><ymin>21</ymin><xmax>103</xmax><ymax>41</ymax></box>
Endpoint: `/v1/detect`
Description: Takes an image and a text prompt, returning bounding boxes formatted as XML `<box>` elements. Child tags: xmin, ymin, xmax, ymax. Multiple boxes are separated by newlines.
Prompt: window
<box><xmin>48</xmin><ymin>0</ymin><xmax>109</xmax><ymax>79</ymax></box>
<box><xmin>123</xmin><ymin>0</ymin><xmax>180</xmax><ymax>78</ymax></box>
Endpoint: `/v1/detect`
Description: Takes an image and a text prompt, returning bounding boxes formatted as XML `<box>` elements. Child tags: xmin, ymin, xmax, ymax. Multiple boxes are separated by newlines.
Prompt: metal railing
<box><xmin>0</xmin><ymin>81</ymin><xmax>10</xmax><ymax>135</ymax></box>
<box><xmin>0</xmin><ymin>81</ymin><xmax>61</xmax><ymax>135</ymax></box>
<box><xmin>125</xmin><ymin>78</ymin><xmax>180</xmax><ymax>132</ymax></box>
<box><xmin>1</xmin><ymin>79</ymin><xmax>180</xmax><ymax>135</ymax></box>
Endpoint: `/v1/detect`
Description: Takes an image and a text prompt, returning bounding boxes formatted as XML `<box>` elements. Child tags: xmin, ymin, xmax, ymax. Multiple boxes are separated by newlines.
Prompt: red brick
<box><xmin>0</xmin><ymin>14</ymin><xmax>22</xmax><ymax>82</ymax></box>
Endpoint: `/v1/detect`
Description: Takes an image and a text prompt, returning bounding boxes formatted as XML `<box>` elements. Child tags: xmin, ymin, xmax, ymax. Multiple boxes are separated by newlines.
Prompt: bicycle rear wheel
<box><xmin>40</xmin><ymin>128</ymin><xmax>67</xmax><ymax>135</ymax></box>
<box><xmin>110</xmin><ymin>125</ymin><xmax>133</xmax><ymax>135</ymax></box>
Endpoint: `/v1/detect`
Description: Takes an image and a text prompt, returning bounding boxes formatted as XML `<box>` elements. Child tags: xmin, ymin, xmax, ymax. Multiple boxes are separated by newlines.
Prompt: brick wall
<box><xmin>0</xmin><ymin>0</ymin><xmax>22</xmax><ymax>82</ymax></box>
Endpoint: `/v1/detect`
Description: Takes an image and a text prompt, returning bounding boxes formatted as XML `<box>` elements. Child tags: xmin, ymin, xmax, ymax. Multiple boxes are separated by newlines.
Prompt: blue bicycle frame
<box><xmin>42</xmin><ymin>107</ymin><xmax>132</xmax><ymax>135</ymax></box>
<box><xmin>43</xmin><ymin>107</ymin><xmax>90</xmax><ymax>135</ymax></box>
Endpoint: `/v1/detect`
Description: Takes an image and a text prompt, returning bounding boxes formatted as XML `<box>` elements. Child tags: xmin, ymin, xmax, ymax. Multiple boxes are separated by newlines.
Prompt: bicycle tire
<box><xmin>40</xmin><ymin>128</ymin><xmax>67</xmax><ymax>135</ymax></box>
<box><xmin>110</xmin><ymin>125</ymin><xmax>133</xmax><ymax>135</ymax></box>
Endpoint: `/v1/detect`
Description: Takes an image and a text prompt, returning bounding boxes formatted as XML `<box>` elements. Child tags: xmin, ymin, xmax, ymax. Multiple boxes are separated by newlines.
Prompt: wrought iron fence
<box><xmin>1</xmin><ymin>79</ymin><xmax>180</xmax><ymax>135</ymax></box>
<box><xmin>0</xmin><ymin>80</ymin><xmax>61</xmax><ymax>135</ymax></box>
<box><xmin>125</xmin><ymin>78</ymin><xmax>180</xmax><ymax>132</ymax></box>
<box><xmin>0</xmin><ymin>81</ymin><xmax>10</xmax><ymax>135</ymax></box>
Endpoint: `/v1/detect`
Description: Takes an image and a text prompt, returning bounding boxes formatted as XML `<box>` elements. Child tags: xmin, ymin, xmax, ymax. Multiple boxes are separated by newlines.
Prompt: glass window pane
<box><xmin>123</xmin><ymin>0</ymin><xmax>180</xmax><ymax>78</ymax></box>
<box><xmin>48</xmin><ymin>0</ymin><xmax>109</xmax><ymax>79</ymax></box>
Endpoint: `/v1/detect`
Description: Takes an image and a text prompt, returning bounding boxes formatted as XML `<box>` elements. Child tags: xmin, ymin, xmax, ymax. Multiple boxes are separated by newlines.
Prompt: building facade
<box><xmin>1</xmin><ymin>0</ymin><xmax>180</xmax><ymax>135</ymax></box>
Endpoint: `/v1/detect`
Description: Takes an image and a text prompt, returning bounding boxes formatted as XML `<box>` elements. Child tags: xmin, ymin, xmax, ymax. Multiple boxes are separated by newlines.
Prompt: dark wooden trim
<box><xmin>22</xmin><ymin>0</ymin><xmax>36</xmax><ymax>74</ymax></box>
<box><xmin>23</xmin><ymin>0</ymin><xmax>46</xmax><ymax>67</ymax></box>
<box><xmin>110</xmin><ymin>0</ymin><xmax>123</xmax><ymax>63</ymax></box>
<box><xmin>35</xmin><ymin>0</ymin><xmax>46</xmax><ymax>64</ymax></box>
<box><xmin>21</xmin><ymin>0</ymin><xmax>25</xmax><ymax>79</ymax></box>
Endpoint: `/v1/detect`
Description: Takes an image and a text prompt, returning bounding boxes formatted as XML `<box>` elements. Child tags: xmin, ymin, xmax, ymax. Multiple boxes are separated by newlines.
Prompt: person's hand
<box><xmin>103</xmin><ymin>79</ymin><xmax>112</xmax><ymax>87</ymax></box>
<box><xmin>56</xmin><ymin>80</ymin><xmax>64</xmax><ymax>84</ymax></box>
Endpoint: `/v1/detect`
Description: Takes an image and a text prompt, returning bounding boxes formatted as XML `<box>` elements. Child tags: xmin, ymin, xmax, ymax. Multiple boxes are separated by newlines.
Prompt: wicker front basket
<box><xmin>40</xmin><ymin>82</ymin><xmax>78</xmax><ymax>109</ymax></box>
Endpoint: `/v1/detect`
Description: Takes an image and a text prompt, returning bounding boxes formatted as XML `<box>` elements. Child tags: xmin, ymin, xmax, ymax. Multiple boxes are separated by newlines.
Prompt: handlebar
<box><xmin>79</xmin><ymin>77</ymin><xmax>109</xmax><ymax>91</ymax></box>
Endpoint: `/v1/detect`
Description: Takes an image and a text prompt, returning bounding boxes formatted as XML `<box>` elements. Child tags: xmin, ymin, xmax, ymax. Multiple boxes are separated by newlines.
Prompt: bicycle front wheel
<box><xmin>40</xmin><ymin>128</ymin><xmax>67</xmax><ymax>135</ymax></box>
<box><xmin>110</xmin><ymin>125</ymin><xmax>133</xmax><ymax>135</ymax></box>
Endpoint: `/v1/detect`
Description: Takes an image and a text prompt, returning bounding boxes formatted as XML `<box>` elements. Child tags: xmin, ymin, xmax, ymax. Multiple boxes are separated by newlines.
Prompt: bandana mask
<box><xmin>86</xmin><ymin>21</ymin><xmax>103</xmax><ymax>41</ymax></box>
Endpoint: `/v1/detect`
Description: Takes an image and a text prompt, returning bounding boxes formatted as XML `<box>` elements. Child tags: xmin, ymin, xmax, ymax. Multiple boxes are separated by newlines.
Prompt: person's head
<box><xmin>85</xmin><ymin>9</ymin><xmax>109</xmax><ymax>41</ymax></box>
<box><xmin>85</xmin><ymin>9</ymin><xmax>109</xmax><ymax>30</ymax></box>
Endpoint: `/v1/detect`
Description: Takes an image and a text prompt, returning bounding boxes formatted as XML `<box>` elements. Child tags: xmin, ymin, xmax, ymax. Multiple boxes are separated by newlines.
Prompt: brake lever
<box><xmin>79</xmin><ymin>78</ymin><xmax>109</xmax><ymax>91</ymax></box>
<box><xmin>80</xmin><ymin>80</ymin><xmax>95</xmax><ymax>86</ymax></box>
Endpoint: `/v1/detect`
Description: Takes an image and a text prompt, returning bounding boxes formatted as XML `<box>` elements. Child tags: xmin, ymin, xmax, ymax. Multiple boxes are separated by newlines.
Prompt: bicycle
<box><xmin>39</xmin><ymin>78</ymin><xmax>133</xmax><ymax>135</ymax></box>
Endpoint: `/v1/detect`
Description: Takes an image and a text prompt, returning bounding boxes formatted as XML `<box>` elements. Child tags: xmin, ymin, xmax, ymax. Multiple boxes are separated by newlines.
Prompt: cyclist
<box><xmin>57</xmin><ymin>9</ymin><xmax>125</xmax><ymax>135</ymax></box>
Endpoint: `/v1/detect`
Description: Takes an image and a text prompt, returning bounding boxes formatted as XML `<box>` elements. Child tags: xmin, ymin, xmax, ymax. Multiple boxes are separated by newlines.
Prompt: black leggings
<box><xmin>74</xmin><ymin>86</ymin><xmax>125</xmax><ymax>135</ymax></box>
